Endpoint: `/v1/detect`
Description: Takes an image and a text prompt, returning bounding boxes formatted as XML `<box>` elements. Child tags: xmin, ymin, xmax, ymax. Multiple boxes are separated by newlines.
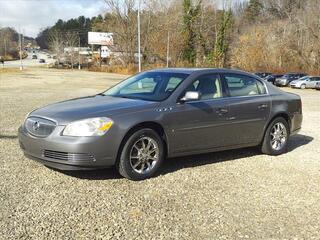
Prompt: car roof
<box><xmin>148</xmin><ymin>68</ymin><xmax>254</xmax><ymax>76</ymax></box>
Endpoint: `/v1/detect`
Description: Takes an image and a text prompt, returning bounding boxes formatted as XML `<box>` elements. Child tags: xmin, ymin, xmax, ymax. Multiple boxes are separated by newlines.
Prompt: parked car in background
<box><xmin>315</xmin><ymin>82</ymin><xmax>320</xmax><ymax>90</ymax></box>
<box><xmin>254</xmin><ymin>72</ymin><xmax>272</xmax><ymax>78</ymax></box>
<box><xmin>264</xmin><ymin>74</ymin><xmax>283</xmax><ymax>85</ymax></box>
<box><xmin>39</xmin><ymin>59</ymin><xmax>46</xmax><ymax>63</ymax></box>
<box><xmin>290</xmin><ymin>76</ymin><xmax>320</xmax><ymax>89</ymax></box>
<box><xmin>18</xmin><ymin>68</ymin><xmax>303</xmax><ymax>180</ymax></box>
<box><xmin>274</xmin><ymin>73</ymin><xmax>306</xmax><ymax>86</ymax></box>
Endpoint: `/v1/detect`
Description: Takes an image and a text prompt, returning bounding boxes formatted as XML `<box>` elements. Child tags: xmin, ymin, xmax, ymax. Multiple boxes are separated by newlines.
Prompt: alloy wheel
<box><xmin>129</xmin><ymin>137</ymin><xmax>159</xmax><ymax>174</ymax></box>
<box><xmin>270</xmin><ymin>122</ymin><xmax>288</xmax><ymax>151</ymax></box>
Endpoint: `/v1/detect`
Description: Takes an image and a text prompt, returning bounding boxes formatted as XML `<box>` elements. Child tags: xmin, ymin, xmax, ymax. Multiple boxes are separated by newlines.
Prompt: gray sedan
<box><xmin>19</xmin><ymin>68</ymin><xmax>302</xmax><ymax>180</ymax></box>
<box><xmin>290</xmin><ymin>76</ymin><xmax>320</xmax><ymax>89</ymax></box>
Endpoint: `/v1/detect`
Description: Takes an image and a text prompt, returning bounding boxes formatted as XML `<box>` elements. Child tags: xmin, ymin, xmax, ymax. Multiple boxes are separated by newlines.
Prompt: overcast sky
<box><xmin>0</xmin><ymin>0</ymin><xmax>105</xmax><ymax>37</ymax></box>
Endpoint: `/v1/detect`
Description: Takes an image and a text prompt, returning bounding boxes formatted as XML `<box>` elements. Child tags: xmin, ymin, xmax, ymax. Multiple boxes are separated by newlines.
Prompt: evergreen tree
<box><xmin>182</xmin><ymin>0</ymin><xmax>202</xmax><ymax>64</ymax></box>
<box><xmin>211</xmin><ymin>10</ymin><xmax>233</xmax><ymax>67</ymax></box>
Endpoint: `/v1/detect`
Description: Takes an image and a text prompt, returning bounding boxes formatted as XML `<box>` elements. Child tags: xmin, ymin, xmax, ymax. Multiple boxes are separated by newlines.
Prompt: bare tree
<box><xmin>103</xmin><ymin>0</ymin><xmax>137</xmax><ymax>65</ymax></box>
<box><xmin>48</xmin><ymin>29</ymin><xmax>64</xmax><ymax>64</ymax></box>
<box><xmin>65</xmin><ymin>32</ymin><xmax>79</xmax><ymax>68</ymax></box>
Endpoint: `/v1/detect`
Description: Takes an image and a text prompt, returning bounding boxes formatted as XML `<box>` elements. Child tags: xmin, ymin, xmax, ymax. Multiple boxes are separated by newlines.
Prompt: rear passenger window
<box><xmin>224</xmin><ymin>74</ymin><xmax>266</xmax><ymax>97</ymax></box>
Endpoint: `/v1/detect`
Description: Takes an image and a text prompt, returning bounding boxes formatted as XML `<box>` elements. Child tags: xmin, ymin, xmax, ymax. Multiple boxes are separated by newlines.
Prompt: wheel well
<box><xmin>268</xmin><ymin>113</ymin><xmax>291</xmax><ymax>132</ymax></box>
<box><xmin>115</xmin><ymin>122</ymin><xmax>168</xmax><ymax>164</ymax></box>
<box><xmin>260</xmin><ymin>112</ymin><xmax>291</xmax><ymax>146</ymax></box>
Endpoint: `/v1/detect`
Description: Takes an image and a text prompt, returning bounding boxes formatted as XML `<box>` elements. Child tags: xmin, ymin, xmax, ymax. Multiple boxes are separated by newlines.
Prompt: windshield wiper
<box><xmin>117</xmin><ymin>95</ymin><xmax>139</xmax><ymax>99</ymax></box>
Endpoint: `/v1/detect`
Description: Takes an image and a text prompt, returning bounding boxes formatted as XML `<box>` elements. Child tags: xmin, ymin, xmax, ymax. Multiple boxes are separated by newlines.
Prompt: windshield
<box><xmin>102</xmin><ymin>72</ymin><xmax>189</xmax><ymax>101</ymax></box>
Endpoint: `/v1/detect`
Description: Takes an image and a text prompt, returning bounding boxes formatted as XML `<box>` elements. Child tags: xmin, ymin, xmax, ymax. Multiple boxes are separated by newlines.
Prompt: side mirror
<box><xmin>180</xmin><ymin>91</ymin><xmax>200</xmax><ymax>103</ymax></box>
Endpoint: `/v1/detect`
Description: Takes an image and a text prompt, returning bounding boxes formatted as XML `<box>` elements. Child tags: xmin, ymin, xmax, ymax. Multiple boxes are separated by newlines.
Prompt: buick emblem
<box><xmin>33</xmin><ymin>121</ymin><xmax>41</xmax><ymax>131</ymax></box>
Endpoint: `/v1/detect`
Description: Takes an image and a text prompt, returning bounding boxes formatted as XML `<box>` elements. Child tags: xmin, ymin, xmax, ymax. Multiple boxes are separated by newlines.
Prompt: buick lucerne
<box><xmin>19</xmin><ymin>68</ymin><xmax>302</xmax><ymax>180</ymax></box>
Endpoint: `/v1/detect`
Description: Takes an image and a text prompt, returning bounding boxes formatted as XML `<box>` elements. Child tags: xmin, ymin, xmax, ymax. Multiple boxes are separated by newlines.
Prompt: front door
<box><xmin>163</xmin><ymin>74</ymin><xmax>230</xmax><ymax>155</ymax></box>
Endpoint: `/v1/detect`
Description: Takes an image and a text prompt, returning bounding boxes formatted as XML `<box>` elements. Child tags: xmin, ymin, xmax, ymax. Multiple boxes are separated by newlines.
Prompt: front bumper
<box><xmin>18</xmin><ymin>125</ymin><xmax>121</xmax><ymax>170</ymax></box>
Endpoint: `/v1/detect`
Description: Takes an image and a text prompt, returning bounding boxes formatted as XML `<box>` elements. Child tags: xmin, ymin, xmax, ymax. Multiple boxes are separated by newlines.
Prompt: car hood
<box><xmin>29</xmin><ymin>95</ymin><xmax>159</xmax><ymax>125</ymax></box>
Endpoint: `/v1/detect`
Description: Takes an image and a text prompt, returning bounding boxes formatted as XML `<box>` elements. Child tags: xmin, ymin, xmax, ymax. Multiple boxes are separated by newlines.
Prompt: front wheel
<box><xmin>117</xmin><ymin>129</ymin><xmax>164</xmax><ymax>180</ymax></box>
<box><xmin>261</xmin><ymin>117</ymin><xmax>289</xmax><ymax>155</ymax></box>
<box><xmin>300</xmin><ymin>84</ymin><xmax>306</xmax><ymax>89</ymax></box>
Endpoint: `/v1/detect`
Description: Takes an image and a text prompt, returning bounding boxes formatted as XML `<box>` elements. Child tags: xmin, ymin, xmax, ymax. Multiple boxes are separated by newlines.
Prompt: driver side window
<box><xmin>184</xmin><ymin>74</ymin><xmax>222</xmax><ymax>100</ymax></box>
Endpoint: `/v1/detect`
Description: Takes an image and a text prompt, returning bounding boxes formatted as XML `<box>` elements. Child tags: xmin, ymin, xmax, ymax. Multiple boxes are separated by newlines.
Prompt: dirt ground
<box><xmin>0</xmin><ymin>68</ymin><xmax>319</xmax><ymax>239</ymax></box>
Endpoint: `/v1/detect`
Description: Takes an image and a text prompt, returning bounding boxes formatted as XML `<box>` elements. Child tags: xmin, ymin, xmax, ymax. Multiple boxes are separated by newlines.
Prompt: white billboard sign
<box><xmin>88</xmin><ymin>32</ymin><xmax>113</xmax><ymax>46</ymax></box>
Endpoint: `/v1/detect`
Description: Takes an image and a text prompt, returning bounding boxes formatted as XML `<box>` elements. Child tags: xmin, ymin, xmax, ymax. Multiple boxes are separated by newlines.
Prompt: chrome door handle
<box><xmin>258</xmin><ymin>104</ymin><xmax>268</xmax><ymax>109</ymax></box>
<box><xmin>216</xmin><ymin>108</ymin><xmax>229</xmax><ymax>115</ymax></box>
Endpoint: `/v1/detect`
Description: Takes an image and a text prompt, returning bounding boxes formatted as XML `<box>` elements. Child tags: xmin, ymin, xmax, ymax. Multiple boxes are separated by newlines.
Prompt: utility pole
<box><xmin>166</xmin><ymin>30</ymin><xmax>170</xmax><ymax>68</ymax></box>
<box><xmin>137</xmin><ymin>0</ymin><xmax>141</xmax><ymax>72</ymax></box>
<box><xmin>4</xmin><ymin>38</ymin><xmax>7</xmax><ymax>57</ymax></box>
<box><xmin>19</xmin><ymin>29</ymin><xmax>23</xmax><ymax>70</ymax></box>
<box><xmin>99</xmin><ymin>47</ymin><xmax>102</xmax><ymax>68</ymax></box>
<box><xmin>78</xmin><ymin>34</ymin><xmax>81</xmax><ymax>70</ymax></box>
<box><xmin>22</xmin><ymin>29</ymin><xmax>25</xmax><ymax>51</ymax></box>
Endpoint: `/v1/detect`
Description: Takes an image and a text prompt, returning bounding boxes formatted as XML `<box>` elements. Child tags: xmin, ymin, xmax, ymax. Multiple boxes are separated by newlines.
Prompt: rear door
<box><xmin>221</xmin><ymin>73</ymin><xmax>271</xmax><ymax>145</ymax></box>
<box><xmin>315</xmin><ymin>77</ymin><xmax>320</xmax><ymax>88</ymax></box>
<box><xmin>307</xmin><ymin>77</ymin><xmax>320</xmax><ymax>88</ymax></box>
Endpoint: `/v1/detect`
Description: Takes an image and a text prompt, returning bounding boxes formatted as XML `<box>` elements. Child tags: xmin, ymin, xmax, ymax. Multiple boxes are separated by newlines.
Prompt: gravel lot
<box><xmin>1</xmin><ymin>68</ymin><xmax>320</xmax><ymax>239</ymax></box>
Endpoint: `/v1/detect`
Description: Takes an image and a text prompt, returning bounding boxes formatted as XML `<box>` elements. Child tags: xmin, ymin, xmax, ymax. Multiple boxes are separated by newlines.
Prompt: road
<box><xmin>2</xmin><ymin>50</ymin><xmax>55</xmax><ymax>68</ymax></box>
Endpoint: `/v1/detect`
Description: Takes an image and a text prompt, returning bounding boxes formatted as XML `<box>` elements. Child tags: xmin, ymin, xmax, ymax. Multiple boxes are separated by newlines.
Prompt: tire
<box><xmin>117</xmin><ymin>128</ymin><xmax>164</xmax><ymax>181</ymax></box>
<box><xmin>261</xmin><ymin>117</ymin><xmax>290</xmax><ymax>156</ymax></box>
<box><xmin>300</xmin><ymin>84</ymin><xmax>306</xmax><ymax>89</ymax></box>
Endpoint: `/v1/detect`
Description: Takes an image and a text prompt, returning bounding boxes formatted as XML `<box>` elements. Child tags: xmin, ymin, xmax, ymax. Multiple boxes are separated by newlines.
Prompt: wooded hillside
<box><xmin>37</xmin><ymin>0</ymin><xmax>320</xmax><ymax>74</ymax></box>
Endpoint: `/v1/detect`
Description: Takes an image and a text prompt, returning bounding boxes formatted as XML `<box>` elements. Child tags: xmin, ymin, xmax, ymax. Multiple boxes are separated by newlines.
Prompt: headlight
<box><xmin>63</xmin><ymin>117</ymin><xmax>113</xmax><ymax>137</ymax></box>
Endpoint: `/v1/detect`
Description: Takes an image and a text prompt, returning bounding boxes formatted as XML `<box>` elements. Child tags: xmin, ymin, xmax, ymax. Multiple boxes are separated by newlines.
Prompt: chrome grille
<box><xmin>43</xmin><ymin>150</ymin><xmax>95</xmax><ymax>162</ymax></box>
<box><xmin>25</xmin><ymin>117</ymin><xmax>56</xmax><ymax>138</ymax></box>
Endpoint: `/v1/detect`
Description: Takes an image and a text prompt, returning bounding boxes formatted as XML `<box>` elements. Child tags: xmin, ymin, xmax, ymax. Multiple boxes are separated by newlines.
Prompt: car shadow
<box><xmin>159</xmin><ymin>147</ymin><xmax>260</xmax><ymax>176</ymax></box>
<box><xmin>287</xmin><ymin>134</ymin><xmax>313</xmax><ymax>152</ymax></box>
<box><xmin>56</xmin><ymin>134</ymin><xmax>313</xmax><ymax>180</ymax></box>
<box><xmin>51</xmin><ymin>167</ymin><xmax>122</xmax><ymax>180</ymax></box>
<box><xmin>159</xmin><ymin>134</ymin><xmax>313</xmax><ymax>176</ymax></box>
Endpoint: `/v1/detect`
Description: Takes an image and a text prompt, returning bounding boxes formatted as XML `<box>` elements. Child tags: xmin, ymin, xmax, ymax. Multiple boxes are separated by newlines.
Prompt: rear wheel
<box><xmin>117</xmin><ymin>128</ymin><xmax>164</xmax><ymax>180</ymax></box>
<box><xmin>261</xmin><ymin>117</ymin><xmax>289</xmax><ymax>155</ymax></box>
